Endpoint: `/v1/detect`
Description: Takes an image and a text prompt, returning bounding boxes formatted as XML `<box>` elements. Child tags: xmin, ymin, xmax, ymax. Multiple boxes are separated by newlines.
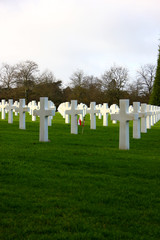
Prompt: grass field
<box><xmin>0</xmin><ymin>112</ymin><xmax>160</xmax><ymax>240</ymax></box>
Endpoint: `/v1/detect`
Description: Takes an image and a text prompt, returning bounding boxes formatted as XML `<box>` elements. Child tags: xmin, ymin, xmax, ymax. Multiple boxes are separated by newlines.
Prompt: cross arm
<box><xmin>139</xmin><ymin>112</ymin><xmax>147</xmax><ymax>118</ymax></box>
<box><xmin>101</xmin><ymin>109</ymin><xmax>110</xmax><ymax>114</ymax></box>
<box><xmin>75</xmin><ymin>109</ymin><xmax>83</xmax><ymax>115</ymax></box>
<box><xmin>5</xmin><ymin>105</ymin><xmax>16</xmax><ymax>111</ymax></box>
<box><xmin>127</xmin><ymin>113</ymin><xmax>139</xmax><ymax>121</ymax></box>
<box><xmin>65</xmin><ymin>109</ymin><xmax>71</xmax><ymax>115</ymax></box>
<box><xmin>86</xmin><ymin>109</ymin><xmax>100</xmax><ymax>114</ymax></box>
<box><xmin>110</xmin><ymin>113</ymin><xmax>120</xmax><ymax>121</ymax></box>
<box><xmin>15</xmin><ymin>106</ymin><xmax>29</xmax><ymax>113</ymax></box>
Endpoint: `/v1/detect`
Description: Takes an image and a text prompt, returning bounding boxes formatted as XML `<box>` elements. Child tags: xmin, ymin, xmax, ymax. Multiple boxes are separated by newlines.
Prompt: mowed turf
<box><xmin>0</xmin><ymin>112</ymin><xmax>160</xmax><ymax>240</ymax></box>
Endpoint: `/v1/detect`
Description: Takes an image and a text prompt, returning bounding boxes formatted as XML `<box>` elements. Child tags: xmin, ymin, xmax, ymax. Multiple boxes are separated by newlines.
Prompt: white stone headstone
<box><xmin>65</xmin><ymin>102</ymin><xmax>70</xmax><ymax>124</ymax></box>
<box><xmin>140</xmin><ymin>104</ymin><xmax>147</xmax><ymax>133</ymax></box>
<box><xmin>28</xmin><ymin>101</ymin><xmax>32</xmax><ymax>115</ymax></box>
<box><xmin>48</xmin><ymin>100</ymin><xmax>56</xmax><ymax>126</ymax></box>
<box><xmin>65</xmin><ymin>100</ymin><xmax>83</xmax><ymax>134</ymax></box>
<box><xmin>150</xmin><ymin>105</ymin><xmax>154</xmax><ymax>126</ymax></box>
<box><xmin>86</xmin><ymin>102</ymin><xmax>100</xmax><ymax>129</ymax></box>
<box><xmin>77</xmin><ymin>103</ymin><xmax>87</xmax><ymax>121</ymax></box>
<box><xmin>101</xmin><ymin>103</ymin><xmax>110</xmax><ymax>126</ymax></box>
<box><xmin>133</xmin><ymin>102</ymin><xmax>141</xmax><ymax>139</ymax></box>
<box><xmin>110</xmin><ymin>104</ymin><xmax>119</xmax><ymax>124</ymax></box>
<box><xmin>31</xmin><ymin>101</ymin><xmax>38</xmax><ymax>121</ymax></box>
<box><xmin>1</xmin><ymin>99</ymin><xmax>6</xmax><ymax>120</ymax></box>
<box><xmin>146</xmin><ymin>105</ymin><xmax>152</xmax><ymax>129</ymax></box>
<box><xmin>13</xmin><ymin>101</ymin><xmax>19</xmax><ymax>116</ymax></box>
<box><xmin>15</xmin><ymin>99</ymin><xmax>29</xmax><ymax>129</ymax></box>
<box><xmin>158</xmin><ymin>107</ymin><xmax>160</xmax><ymax>121</ymax></box>
<box><xmin>33</xmin><ymin>97</ymin><xmax>55</xmax><ymax>142</ymax></box>
<box><xmin>98</xmin><ymin>104</ymin><xmax>102</xmax><ymax>119</ymax></box>
<box><xmin>111</xmin><ymin>99</ymin><xmax>138</xmax><ymax>150</ymax></box>
<box><xmin>153</xmin><ymin>106</ymin><xmax>156</xmax><ymax>125</ymax></box>
<box><xmin>58</xmin><ymin>102</ymin><xmax>67</xmax><ymax>118</ymax></box>
<box><xmin>5</xmin><ymin>102</ymin><xmax>8</xmax><ymax>113</ymax></box>
<box><xmin>6</xmin><ymin>99</ymin><xmax>16</xmax><ymax>124</ymax></box>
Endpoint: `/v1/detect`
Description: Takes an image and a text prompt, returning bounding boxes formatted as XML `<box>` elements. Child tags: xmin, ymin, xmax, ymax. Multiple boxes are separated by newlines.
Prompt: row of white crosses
<box><xmin>0</xmin><ymin>98</ymin><xmax>55</xmax><ymax>142</ymax></box>
<box><xmin>58</xmin><ymin>100</ymin><xmax>160</xmax><ymax>139</ymax></box>
<box><xmin>58</xmin><ymin>101</ymin><xmax>111</xmax><ymax>127</ymax></box>
<box><xmin>64</xmin><ymin>101</ymin><xmax>111</xmax><ymax>132</ymax></box>
<box><xmin>1</xmin><ymin>98</ymin><xmax>160</xmax><ymax>147</ymax></box>
<box><xmin>111</xmin><ymin>99</ymin><xmax>160</xmax><ymax>150</ymax></box>
<box><xmin>58</xmin><ymin>102</ymin><xmax>88</xmax><ymax>124</ymax></box>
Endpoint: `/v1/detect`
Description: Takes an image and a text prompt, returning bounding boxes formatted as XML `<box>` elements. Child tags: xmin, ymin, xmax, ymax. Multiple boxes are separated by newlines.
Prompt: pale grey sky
<box><xmin>0</xmin><ymin>0</ymin><xmax>159</xmax><ymax>85</ymax></box>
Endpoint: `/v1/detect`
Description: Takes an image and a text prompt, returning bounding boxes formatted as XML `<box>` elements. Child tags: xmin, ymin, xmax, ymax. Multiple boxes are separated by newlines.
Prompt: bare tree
<box><xmin>15</xmin><ymin>60</ymin><xmax>39</xmax><ymax>103</ymax></box>
<box><xmin>137</xmin><ymin>64</ymin><xmax>156</xmax><ymax>95</ymax></box>
<box><xmin>102</xmin><ymin>64</ymin><xmax>129</xmax><ymax>104</ymax></box>
<box><xmin>38</xmin><ymin>70</ymin><xmax>56</xmax><ymax>84</ymax></box>
<box><xmin>70</xmin><ymin>69</ymin><xmax>84</xmax><ymax>88</ymax></box>
<box><xmin>0</xmin><ymin>63</ymin><xmax>16</xmax><ymax>89</ymax></box>
<box><xmin>127</xmin><ymin>79</ymin><xmax>144</xmax><ymax>103</ymax></box>
<box><xmin>102</xmin><ymin>64</ymin><xmax>129</xmax><ymax>91</ymax></box>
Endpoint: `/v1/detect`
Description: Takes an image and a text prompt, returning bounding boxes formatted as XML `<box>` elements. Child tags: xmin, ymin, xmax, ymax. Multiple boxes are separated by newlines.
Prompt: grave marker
<box><xmin>6</xmin><ymin>99</ymin><xmax>16</xmax><ymax>124</ymax></box>
<box><xmin>48</xmin><ymin>100</ymin><xmax>56</xmax><ymax>126</ymax></box>
<box><xmin>133</xmin><ymin>102</ymin><xmax>141</xmax><ymax>139</ymax></box>
<box><xmin>110</xmin><ymin>104</ymin><xmax>119</xmax><ymax>124</ymax></box>
<box><xmin>15</xmin><ymin>99</ymin><xmax>29</xmax><ymax>129</ymax></box>
<box><xmin>65</xmin><ymin>102</ymin><xmax>70</xmax><ymax>124</ymax></box>
<box><xmin>146</xmin><ymin>105</ymin><xmax>152</xmax><ymax>129</ymax></box>
<box><xmin>31</xmin><ymin>101</ymin><xmax>37</xmax><ymax>121</ymax></box>
<box><xmin>86</xmin><ymin>102</ymin><xmax>100</xmax><ymax>129</ymax></box>
<box><xmin>1</xmin><ymin>100</ymin><xmax>6</xmax><ymax>120</ymax></box>
<box><xmin>101</xmin><ymin>103</ymin><xmax>110</xmax><ymax>126</ymax></box>
<box><xmin>140</xmin><ymin>104</ymin><xmax>147</xmax><ymax>133</ymax></box>
<box><xmin>33</xmin><ymin>97</ymin><xmax>55</xmax><ymax>141</ymax></box>
<box><xmin>13</xmin><ymin>101</ymin><xmax>19</xmax><ymax>116</ymax></box>
<box><xmin>65</xmin><ymin>100</ymin><xmax>83</xmax><ymax>134</ymax></box>
<box><xmin>111</xmin><ymin>99</ymin><xmax>138</xmax><ymax>150</ymax></box>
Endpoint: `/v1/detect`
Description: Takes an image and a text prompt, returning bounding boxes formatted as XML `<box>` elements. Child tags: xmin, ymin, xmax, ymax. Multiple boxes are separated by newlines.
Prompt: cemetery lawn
<box><xmin>1</xmin><ymin>113</ymin><xmax>160</xmax><ymax>240</ymax></box>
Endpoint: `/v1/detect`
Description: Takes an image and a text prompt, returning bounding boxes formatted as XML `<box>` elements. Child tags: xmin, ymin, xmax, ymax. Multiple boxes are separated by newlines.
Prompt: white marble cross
<box><xmin>33</xmin><ymin>97</ymin><xmax>55</xmax><ymax>142</ymax></box>
<box><xmin>155</xmin><ymin>106</ymin><xmax>160</xmax><ymax>123</ymax></box>
<box><xmin>31</xmin><ymin>100</ymin><xmax>38</xmax><ymax>121</ymax></box>
<box><xmin>15</xmin><ymin>99</ymin><xmax>29</xmax><ymax>129</ymax></box>
<box><xmin>101</xmin><ymin>103</ymin><xmax>110</xmax><ymax>126</ymax></box>
<box><xmin>1</xmin><ymin>99</ymin><xmax>6</xmax><ymax>120</ymax></box>
<box><xmin>110</xmin><ymin>104</ymin><xmax>119</xmax><ymax>124</ymax></box>
<box><xmin>155</xmin><ymin>106</ymin><xmax>158</xmax><ymax>123</ymax></box>
<box><xmin>77</xmin><ymin>103</ymin><xmax>86</xmax><ymax>121</ymax></box>
<box><xmin>150</xmin><ymin>105</ymin><xmax>154</xmax><ymax>126</ymax></box>
<box><xmin>158</xmin><ymin>107</ymin><xmax>160</xmax><ymax>121</ymax></box>
<box><xmin>140</xmin><ymin>104</ymin><xmax>147</xmax><ymax>133</ymax></box>
<box><xmin>133</xmin><ymin>102</ymin><xmax>141</xmax><ymax>139</ymax></box>
<box><xmin>86</xmin><ymin>102</ymin><xmax>100</xmax><ymax>129</ymax></box>
<box><xmin>146</xmin><ymin>105</ymin><xmax>152</xmax><ymax>129</ymax></box>
<box><xmin>6</xmin><ymin>99</ymin><xmax>16</xmax><ymax>124</ymax></box>
<box><xmin>28</xmin><ymin>101</ymin><xmax>32</xmax><ymax>115</ymax></box>
<box><xmin>65</xmin><ymin>102</ymin><xmax>70</xmax><ymax>124</ymax></box>
<box><xmin>98</xmin><ymin>104</ymin><xmax>102</xmax><ymax>119</ymax></box>
<box><xmin>13</xmin><ymin>101</ymin><xmax>19</xmax><ymax>116</ymax></box>
<box><xmin>65</xmin><ymin>100</ymin><xmax>83</xmax><ymax>134</ymax></box>
<box><xmin>48</xmin><ymin>100</ymin><xmax>56</xmax><ymax>126</ymax></box>
<box><xmin>111</xmin><ymin>99</ymin><xmax>138</xmax><ymax>150</ymax></box>
<box><xmin>153</xmin><ymin>106</ymin><xmax>156</xmax><ymax>125</ymax></box>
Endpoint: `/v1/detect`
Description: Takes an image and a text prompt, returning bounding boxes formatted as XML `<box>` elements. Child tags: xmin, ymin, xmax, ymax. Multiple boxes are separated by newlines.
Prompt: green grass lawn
<box><xmin>0</xmin><ymin>112</ymin><xmax>160</xmax><ymax>240</ymax></box>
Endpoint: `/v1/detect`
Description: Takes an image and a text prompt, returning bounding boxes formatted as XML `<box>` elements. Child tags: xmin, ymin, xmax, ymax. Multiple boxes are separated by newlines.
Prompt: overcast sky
<box><xmin>0</xmin><ymin>0</ymin><xmax>159</xmax><ymax>85</ymax></box>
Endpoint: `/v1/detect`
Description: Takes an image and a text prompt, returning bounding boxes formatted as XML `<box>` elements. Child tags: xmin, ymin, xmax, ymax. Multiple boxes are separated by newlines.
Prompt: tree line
<box><xmin>0</xmin><ymin>60</ymin><xmax>156</xmax><ymax>108</ymax></box>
